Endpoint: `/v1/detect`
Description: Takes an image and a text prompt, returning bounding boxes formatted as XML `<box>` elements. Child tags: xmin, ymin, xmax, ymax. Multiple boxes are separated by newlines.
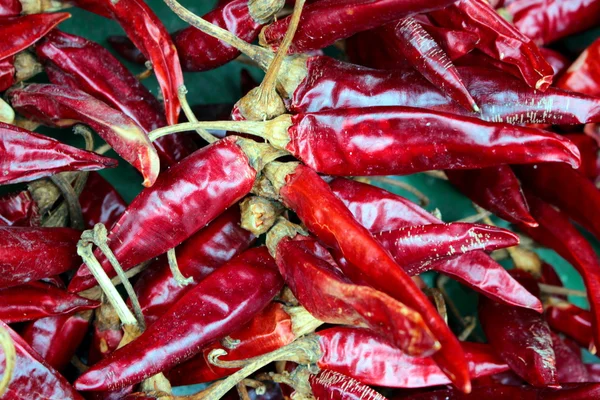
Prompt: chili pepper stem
<box><xmin>0</xmin><ymin>325</ymin><xmax>15</xmax><ymax>398</ymax></box>
<box><xmin>539</xmin><ymin>283</ymin><xmax>587</xmax><ymax>297</ymax></box>
<box><xmin>167</xmin><ymin>248</ymin><xmax>195</xmax><ymax>287</ymax></box>
<box><xmin>240</xmin><ymin>196</ymin><xmax>285</xmax><ymax>235</ymax></box>
<box><xmin>20</xmin><ymin>0</ymin><xmax>72</xmax><ymax>14</ymax></box>
<box><xmin>265</xmin><ymin>216</ymin><xmax>307</xmax><ymax>257</ymax></box>
<box><xmin>0</xmin><ymin>98</ymin><xmax>14</xmax><ymax>124</ymax></box>
<box><xmin>426</xmin><ymin>288</ymin><xmax>448</xmax><ymax>324</ymax></box>
<box><xmin>248</xmin><ymin>0</ymin><xmax>285</xmax><ymax>24</ymax></box>
<box><xmin>177</xmin><ymin>85</ymin><xmax>217</xmax><ymax>144</ymax></box>
<box><xmin>236</xmin><ymin>382</ymin><xmax>251</xmax><ymax>400</ymax></box>
<box><xmin>14</xmin><ymin>52</ymin><xmax>43</xmax><ymax>83</ymax></box>
<box><xmin>50</xmin><ymin>174</ymin><xmax>84</xmax><ymax>230</ymax></box>
<box><xmin>285</xmin><ymin>305</ymin><xmax>324</xmax><ymax>337</ymax></box>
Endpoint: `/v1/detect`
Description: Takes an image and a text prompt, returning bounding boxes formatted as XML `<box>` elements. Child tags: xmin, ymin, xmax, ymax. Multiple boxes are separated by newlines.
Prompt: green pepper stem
<box><xmin>177</xmin><ymin>85</ymin><xmax>218</xmax><ymax>144</ymax></box>
<box><xmin>149</xmin><ymin>121</ymin><xmax>268</xmax><ymax>142</ymax></box>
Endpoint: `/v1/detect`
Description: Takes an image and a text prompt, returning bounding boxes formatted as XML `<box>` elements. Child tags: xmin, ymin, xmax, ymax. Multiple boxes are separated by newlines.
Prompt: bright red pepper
<box><xmin>0</xmin><ymin>190</ymin><xmax>40</xmax><ymax>227</ymax></box>
<box><xmin>0</xmin><ymin>121</ymin><xmax>116</xmax><ymax>185</ymax></box>
<box><xmin>0</xmin><ymin>320</ymin><xmax>83</xmax><ymax>399</ymax></box>
<box><xmin>133</xmin><ymin>207</ymin><xmax>255</xmax><ymax>325</ymax></box>
<box><xmin>564</xmin><ymin>134</ymin><xmax>600</xmax><ymax>182</ymax></box>
<box><xmin>74</xmin><ymin>247</ymin><xmax>283</xmax><ymax>392</ymax></box>
<box><xmin>557</xmin><ymin>37</ymin><xmax>600</xmax><ymax>97</ymax></box>
<box><xmin>79</xmin><ymin>172</ymin><xmax>127</xmax><ymax>230</ymax></box>
<box><xmin>546</xmin><ymin>303</ymin><xmax>594</xmax><ymax>352</ymax></box>
<box><xmin>540</xmin><ymin>47</ymin><xmax>570</xmax><ymax>78</ymax></box>
<box><xmin>68</xmin><ymin>136</ymin><xmax>259</xmax><ymax>293</ymax></box>
<box><xmin>0</xmin><ymin>56</ymin><xmax>15</xmax><ymax>92</ymax></box>
<box><xmin>0</xmin><ymin>0</ymin><xmax>21</xmax><ymax>16</ymax></box>
<box><xmin>309</xmin><ymin>369</ymin><xmax>388</xmax><ymax>400</ymax></box>
<box><xmin>551</xmin><ymin>331</ymin><xmax>590</xmax><ymax>383</ymax></box>
<box><xmin>88</xmin><ymin>302</ymin><xmax>124</xmax><ymax>365</ymax></box>
<box><xmin>0</xmin><ymin>281</ymin><xmax>99</xmax><ymax>323</ymax></box>
<box><xmin>399</xmin><ymin>383</ymin><xmax>600</xmax><ymax>399</ymax></box>
<box><xmin>107</xmin><ymin>35</ymin><xmax>146</xmax><ymax>64</ymax></box>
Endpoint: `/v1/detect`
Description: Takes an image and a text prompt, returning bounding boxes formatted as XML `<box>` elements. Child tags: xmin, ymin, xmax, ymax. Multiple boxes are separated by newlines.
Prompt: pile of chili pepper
<box><xmin>3</xmin><ymin>0</ymin><xmax>600</xmax><ymax>398</ymax></box>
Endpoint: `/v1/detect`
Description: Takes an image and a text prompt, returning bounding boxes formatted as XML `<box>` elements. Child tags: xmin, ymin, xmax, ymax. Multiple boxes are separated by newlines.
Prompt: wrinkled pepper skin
<box><xmin>309</xmin><ymin>369</ymin><xmax>388</xmax><ymax>400</ymax></box>
<box><xmin>445</xmin><ymin>166</ymin><xmax>537</xmax><ymax>227</ymax></box>
<box><xmin>68</xmin><ymin>136</ymin><xmax>257</xmax><ymax>293</ymax></box>
<box><xmin>329</xmin><ymin>178</ymin><xmax>541</xmax><ymax>311</ymax></box>
<box><xmin>167</xmin><ymin>302</ymin><xmax>295</xmax><ymax>385</ymax></box>
<box><xmin>275</xmin><ymin>235</ymin><xmax>439</xmax><ymax>356</ymax></box>
<box><xmin>0</xmin><ymin>282</ymin><xmax>99</xmax><ymax>323</ymax></box>
<box><xmin>261</xmin><ymin>0</ymin><xmax>457</xmax><ymax>54</ymax></box>
<box><xmin>74</xmin><ymin>247</ymin><xmax>283</xmax><ymax>392</ymax></box>
<box><xmin>283</xmin><ymin>107</ymin><xmax>579</xmax><ymax>176</ymax></box>
<box><xmin>9</xmin><ymin>83</ymin><xmax>159</xmax><ymax>186</ymax></box>
<box><xmin>546</xmin><ymin>304</ymin><xmax>594</xmax><ymax>351</ymax></box>
<box><xmin>0</xmin><ymin>56</ymin><xmax>15</xmax><ymax>92</ymax></box>
<box><xmin>551</xmin><ymin>332</ymin><xmax>590</xmax><ymax>383</ymax></box>
<box><xmin>289</xmin><ymin>58</ymin><xmax>600</xmax><ymax>126</ymax></box>
<box><xmin>0</xmin><ymin>226</ymin><xmax>81</xmax><ymax>289</ymax></box>
<box><xmin>134</xmin><ymin>207</ymin><xmax>255</xmax><ymax>325</ymax></box>
<box><xmin>79</xmin><ymin>172</ymin><xmax>127</xmax><ymax>230</ymax></box>
<box><xmin>0</xmin><ymin>321</ymin><xmax>84</xmax><ymax>399</ymax></box>
<box><xmin>317</xmin><ymin>327</ymin><xmax>508</xmax><ymax>388</ymax></box>
<box><xmin>429</xmin><ymin>0</ymin><xmax>553</xmax><ymax>90</ymax></box>
<box><xmin>88</xmin><ymin>303</ymin><xmax>124</xmax><ymax>365</ymax></box>
<box><xmin>35</xmin><ymin>30</ymin><xmax>196</xmax><ymax>167</ymax></box>
<box><xmin>506</xmin><ymin>0</ymin><xmax>600</xmax><ymax>45</ymax></box>
<box><xmin>565</xmin><ymin>134</ymin><xmax>600</xmax><ymax>182</ymax></box>
<box><xmin>0</xmin><ymin>121</ymin><xmax>117</xmax><ymax>185</ymax></box>
<box><xmin>277</xmin><ymin>164</ymin><xmax>470</xmax><ymax>392</ymax></box>
<box><xmin>557</xmin><ymin>37</ymin><xmax>600</xmax><ymax>97</ymax></box>
<box><xmin>0</xmin><ymin>190</ymin><xmax>40</xmax><ymax>227</ymax></box>
<box><xmin>478</xmin><ymin>273</ymin><xmax>559</xmax><ymax>387</ymax></box>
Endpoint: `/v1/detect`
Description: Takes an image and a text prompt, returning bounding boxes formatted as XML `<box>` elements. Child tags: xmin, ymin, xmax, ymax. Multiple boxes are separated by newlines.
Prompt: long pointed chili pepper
<box><xmin>261</xmin><ymin>162</ymin><xmax>471</xmax><ymax>393</ymax></box>
<box><xmin>74</xmin><ymin>246</ymin><xmax>283</xmax><ymax>392</ymax></box>
<box><xmin>428</xmin><ymin>0</ymin><xmax>554</xmax><ymax>91</ymax></box>
<box><xmin>9</xmin><ymin>84</ymin><xmax>159</xmax><ymax>186</ymax></box>
<box><xmin>0</xmin><ymin>226</ymin><xmax>82</xmax><ymax>289</ymax></box>
<box><xmin>0</xmin><ymin>121</ymin><xmax>116</xmax><ymax>185</ymax></box>
<box><xmin>478</xmin><ymin>271</ymin><xmax>559</xmax><ymax>387</ymax></box>
<box><xmin>79</xmin><ymin>172</ymin><xmax>127</xmax><ymax>230</ymax></box>
<box><xmin>329</xmin><ymin>177</ymin><xmax>541</xmax><ymax>311</ymax></box>
<box><xmin>557</xmin><ymin>37</ymin><xmax>600</xmax><ymax>97</ymax></box>
<box><xmin>0</xmin><ymin>320</ymin><xmax>83</xmax><ymax>399</ymax></box>
<box><xmin>267</xmin><ymin>227</ymin><xmax>440</xmax><ymax>356</ymax></box>
<box><xmin>516</xmin><ymin>191</ymin><xmax>600</xmax><ymax>353</ymax></box>
<box><xmin>35</xmin><ymin>29</ymin><xmax>197</xmax><ymax>167</ymax></box>
<box><xmin>551</xmin><ymin>332</ymin><xmax>590</xmax><ymax>383</ymax></box>
<box><xmin>564</xmin><ymin>134</ymin><xmax>600</xmax><ymax>182</ymax></box>
<box><xmin>540</xmin><ymin>47</ymin><xmax>570</xmax><ymax>78</ymax></box>
<box><xmin>546</xmin><ymin>303</ymin><xmax>595</xmax><ymax>353</ymax></box>
<box><xmin>259</xmin><ymin>0</ymin><xmax>457</xmax><ymax>54</ymax></box>
<box><xmin>445</xmin><ymin>166</ymin><xmax>537</xmax><ymax>227</ymax></box>
<box><xmin>403</xmin><ymin>383</ymin><xmax>600</xmax><ymax>399</ymax></box>
<box><xmin>309</xmin><ymin>369</ymin><xmax>388</xmax><ymax>400</ymax></box>
<box><xmin>133</xmin><ymin>207</ymin><xmax>255</xmax><ymax>325</ymax></box>
<box><xmin>0</xmin><ymin>281</ymin><xmax>99</xmax><ymax>323</ymax></box>
<box><xmin>0</xmin><ymin>190</ymin><xmax>40</xmax><ymax>227</ymax></box>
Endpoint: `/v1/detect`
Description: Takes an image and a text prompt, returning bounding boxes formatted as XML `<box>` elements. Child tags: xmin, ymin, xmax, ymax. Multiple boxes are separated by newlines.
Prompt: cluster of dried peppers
<box><xmin>1</xmin><ymin>0</ymin><xmax>600</xmax><ymax>398</ymax></box>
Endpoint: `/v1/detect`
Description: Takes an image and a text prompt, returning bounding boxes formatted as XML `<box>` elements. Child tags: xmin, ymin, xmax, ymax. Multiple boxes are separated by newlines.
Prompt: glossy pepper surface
<box><xmin>79</xmin><ymin>172</ymin><xmax>127</xmax><ymax>229</ymax></box>
<box><xmin>0</xmin><ymin>190</ymin><xmax>40</xmax><ymax>227</ymax></box>
<box><xmin>309</xmin><ymin>369</ymin><xmax>388</xmax><ymax>400</ymax></box>
<box><xmin>557</xmin><ymin>37</ymin><xmax>600</xmax><ymax>97</ymax></box>
<box><xmin>546</xmin><ymin>303</ymin><xmax>594</xmax><ymax>352</ymax></box>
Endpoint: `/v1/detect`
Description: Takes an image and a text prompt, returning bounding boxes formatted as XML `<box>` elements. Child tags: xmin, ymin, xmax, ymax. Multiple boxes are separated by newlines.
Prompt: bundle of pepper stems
<box><xmin>4</xmin><ymin>0</ymin><xmax>600</xmax><ymax>398</ymax></box>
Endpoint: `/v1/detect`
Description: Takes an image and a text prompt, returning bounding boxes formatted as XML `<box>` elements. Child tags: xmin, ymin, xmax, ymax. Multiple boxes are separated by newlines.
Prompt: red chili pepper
<box><xmin>428</xmin><ymin>0</ymin><xmax>553</xmax><ymax>90</ymax></box>
<box><xmin>0</xmin><ymin>56</ymin><xmax>15</xmax><ymax>92</ymax></box>
<box><xmin>546</xmin><ymin>303</ymin><xmax>594</xmax><ymax>352</ymax></box>
<box><xmin>74</xmin><ymin>246</ymin><xmax>283</xmax><ymax>392</ymax></box>
<box><xmin>0</xmin><ymin>281</ymin><xmax>99</xmax><ymax>323</ymax></box>
<box><xmin>564</xmin><ymin>134</ymin><xmax>600</xmax><ymax>182</ymax></box>
<box><xmin>260</xmin><ymin>0</ymin><xmax>457</xmax><ymax>54</ymax></box>
<box><xmin>8</xmin><ymin>84</ymin><xmax>160</xmax><ymax>187</ymax></box>
<box><xmin>35</xmin><ymin>30</ymin><xmax>197</xmax><ymax>167</ymax></box>
<box><xmin>0</xmin><ymin>190</ymin><xmax>40</xmax><ymax>227</ymax></box>
<box><xmin>516</xmin><ymin>192</ymin><xmax>600</xmax><ymax>353</ymax></box>
<box><xmin>445</xmin><ymin>166</ymin><xmax>537</xmax><ymax>227</ymax></box>
<box><xmin>0</xmin><ymin>226</ymin><xmax>83</xmax><ymax>289</ymax></box>
<box><xmin>309</xmin><ymin>369</ymin><xmax>388</xmax><ymax>400</ymax></box>
<box><xmin>106</xmin><ymin>35</ymin><xmax>146</xmax><ymax>64</ymax></box>
<box><xmin>272</xmin><ymin>233</ymin><xmax>439</xmax><ymax>356</ymax></box>
<box><xmin>266</xmin><ymin>163</ymin><xmax>471</xmax><ymax>392</ymax></box>
<box><xmin>88</xmin><ymin>303</ymin><xmax>124</xmax><ymax>365</ymax></box>
<box><xmin>557</xmin><ymin>37</ymin><xmax>600</xmax><ymax>97</ymax></box>
<box><xmin>505</xmin><ymin>0</ymin><xmax>600</xmax><ymax>45</ymax></box>
<box><xmin>479</xmin><ymin>271</ymin><xmax>559</xmax><ymax>387</ymax></box>
<box><xmin>67</xmin><ymin>136</ymin><xmax>260</xmax><ymax>293</ymax></box>
<box><xmin>586</xmin><ymin>363</ymin><xmax>600</xmax><ymax>382</ymax></box>
<box><xmin>0</xmin><ymin>320</ymin><xmax>83</xmax><ymax>399</ymax></box>
<box><xmin>551</xmin><ymin>331</ymin><xmax>590</xmax><ymax>383</ymax></box>
<box><xmin>256</xmin><ymin>107</ymin><xmax>579</xmax><ymax>177</ymax></box>
<box><xmin>0</xmin><ymin>0</ymin><xmax>21</xmax><ymax>16</ymax></box>
<box><xmin>0</xmin><ymin>121</ymin><xmax>116</xmax><ymax>185</ymax></box>
<box><xmin>539</xmin><ymin>47</ymin><xmax>570</xmax><ymax>78</ymax></box>
<box><xmin>329</xmin><ymin>177</ymin><xmax>541</xmax><ymax>311</ymax></box>
<box><xmin>21</xmin><ymin>312</ymin><xmax>93</xmax><ymax>372</ymax></box>
<box><xmin>133</xmin><ymin>207</ymin><xmax>255</xmax><ymax>325</ymax></box>
<box><xmin>79</xmin><ymin>172</ymin><xmax>127</xmax><ymax>230</ymax></box>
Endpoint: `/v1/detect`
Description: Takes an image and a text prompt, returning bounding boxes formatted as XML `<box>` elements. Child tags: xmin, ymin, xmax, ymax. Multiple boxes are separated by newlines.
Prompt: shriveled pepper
<box><xmin>309</xmin><ymin>369</ymin><xmax>388</xmax><ymax>400</ymax></box>
<box><xmin>0</xmin><ymin>190</ymin><xmax>40</xmax><ymax>227</ymax></box>
<box><xmin>564</xmin><ymin>134</ymin><xmax>600</xmax><ymax>182</ymax></box>
<box><xmin>79</xmin><ymin>172</ymin><xmax>127</xmax><ymax>230</ymax></box>
<box><xmin>546</xmin><ymin>303</ymin><xmax>594</xmax><ymax>352</ymax></box>
<box><xmin>551</xmin><ymin>331</ymin><xmax>590</xmax><ymax>383</ymax></box>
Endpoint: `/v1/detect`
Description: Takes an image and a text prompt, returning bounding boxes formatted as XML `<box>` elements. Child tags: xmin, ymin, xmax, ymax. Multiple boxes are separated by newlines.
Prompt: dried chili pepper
<box><xmin>557</xmin><ymin>37</ymin><xmax>600</xmax><ymax>97</ymax></box>
<box><xmin>309</xmin><ymin>369</ymin><xmax>388</xmax><ymax>400</ymax></box>
<box><xmin>88</xmin><ymin>302</ymin><xmax>124</xmax><ymax>365</ymax></box>
<box><xmin>401</xmin><ymin>383</ymin><xmax>600</xmax><ymax>399</ymax></box>
<box><xmin>133</xmin><ymin>207</ymin><xmax>255</xmax><ymax>325</ymax></box>
<box><xmin>79</xmin><ymin>172</ymin><xmax>127</xmax><ymax>230</ymax></box>
<box><xmin>546</xmin><ymin>303</ymin><xmax>594</xmax><ymax>352</ymax></box>
<box><xmin>0</xmin><ymin>320</ymin><xmax>83</xmax><ymax>399</ymax></box>
<box><xmin>0</xmin><ymin>121</ymin><xmax>116</xmax><ymax>185</ymax></box>
<box><xmin>0</xmin><ymin>190</ymin><xmax>40</xmax><ymax>227</ymax></box>
<box><xmin>74</xmin><ymin>247</ymin><xmax>283</xmax><ymax>392</ymax></box>
<box><xmin>106</xmin><ymin>35</ymin><xmax>146</xmax><ymax>64</ymax></box>
<box><xmin>539</xmin><ymin>48</ymin><xmax>570</xmax><ymax>78</ymax></box>
<box><xmin>8</xmin><ymin>84</ymin><xmax>160</xmax><ymax>187</ymax></box>
<box><xmin>446</xmin><ymin>166</ymin><xmax>537</xmax><ymax>227</ymax></box>
<box><xmin>260</xmin><ymin>0</ymin><xmax>457</xmax><ymax>54</ymax></box>
<box><xmin>564</xmin><ymin>134</ymin><xmax>600</xmax><ymax>182</ymax></box>
<box><xmin>0</xmin><ymin>281</ymin><xmax>99</xmax><ymax>323</ymax></box>
<box><xmin>0</xmin><ymin>0</ymin><xmax>21</xmax><ymax>16</ymax></box>
<box><xmin>551</xmin><ymin>332</ymin><xmax>590</xmax><ymax>383</ymax></box>
<box><xmin>0</xmin><ymin>226</ymin><xmax>82</xmax><ymax>289</ymax></box>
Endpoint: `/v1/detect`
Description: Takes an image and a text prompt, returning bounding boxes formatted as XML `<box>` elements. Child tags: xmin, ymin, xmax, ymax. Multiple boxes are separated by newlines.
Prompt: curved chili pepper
<box><xmin>0</xmin><ymin>281</ymin><xmax>99</xmax><ymax>323</ymax></box>
<box><xmin>266</xmin><ymin>163</ymin><xmax>471</xmax><ymax>392</ymax></box>
<box><xmin>505</xmin><ymin>0</ymin><xmax>600</xmax><ymax>45</ymax></box>
<box><xmin>428</xmin><ymin>0</ymin><xmax>553</xmax><ymax>90</ymax></box>
<box><xmin>478</xmin><ymin>271</ymin><xmax>559</xmax><ymax>387</ymax></box>
<box><xmin>445</xmin><ymin>166</ymin><xmax>537</xmax><ymax>227</ymax></box>
<box><xmin>516</xmin><ymin>192</ymin><xmax>600</xmax><ymax>353</ymax></box>
<box><xmin>540</xmin><ymin>48</ymin><xmax>570</xmax><ymax>78</ymax></box>
<box><xmin>0</xmin><ymin>190</ymin><xmax>40</xmax><ymax>227</ymax></box>
<box><xmin>88</xmin><ymin>302</ymin><xmax>123</xmax><ymax>365</ymax></box>
<box><xmin>401</xmin><ymin>383</ymin><xmax>600</xmax><ymax>399</ymax></box>
<box><xmin>273</xmin><ymin>233</ymin><xmax>439</xmax><ymax>356</ymax></box>
<box><xmin>74</xmin><ymin>246</ymin><xmax>283</xmax><ymax>392</ymax></box>
<box><xmin>0</xmin><ymin>320</ymin><xmax>83</xmax><ymax>399</ymax></box>
<box><xmin>260</xmin><ymin>107</ymin><xmax>579</xmax><ymax>176</ymax></box>
<box><xmin>546</xmin><ymin>304</ymin><xmax>594</xmax><ymax>351</ymax></box>
<box><xmin>0</xmin><ymin>226</ymin><xmax>82</xmax><ymax>289</ymax></box>
<box><xmin>134</xmin><ymin>207</ymin><xmax>255</xmax><ymax>325</ymax></box>
<box><xmin>309</xmin><ymin>369</ymin><xmax>388</xmax><ymax>400</ymax></box>
<box><xmin>557</xmin><ymin>37</ymin><xmax>600</xmax><ymax>97</ymax></box>
<box><xmin>8</xmin><ymin>84</ymin><xmax>160</xmax><ymax>187</ymax></box>
<box><xmin>68</xmin><ymin>136</ymin><xmax>259</xmax><ymax>293</ymax></box>
<box><xmin>329</xmin><ymin>177</ymin><xmax>541</xmax><ymax>311</ymax></box>
<box><xmin>564</xmin><ymin>134</ymin><xmax>600</xmax><ymax>182</ymax></box>
<box><xmin>21</xmin><ymin>311</ymin><xmax>92</xmax><ymax>372</ymax></box>
<box><xmin>79</xmin><ymin>172</ymin><xmax>127</xmax><ymax>230</ymax></box>
<box><xmin>35</xmin><ymin>30</ymin><xmax>196</xmax><ymax>167</ymax></box>
<box><xmin>260</xmin><ymin>0</ymin><xmax>457</xmax><ymax>54</ymax></box>
<box><xmin>0</xmin><ymin>121</ymin><xmax>116</xmax><ymax>185</ymax></box>
<box><xmin>107</xmin><ymin>35</ymin><xmax>146</xmax><ymax>64</ymax></box>
<box><xmin>551</xmin><ymin>331</ymin><xmax>590</xmax><ymax>383</ymax></box>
